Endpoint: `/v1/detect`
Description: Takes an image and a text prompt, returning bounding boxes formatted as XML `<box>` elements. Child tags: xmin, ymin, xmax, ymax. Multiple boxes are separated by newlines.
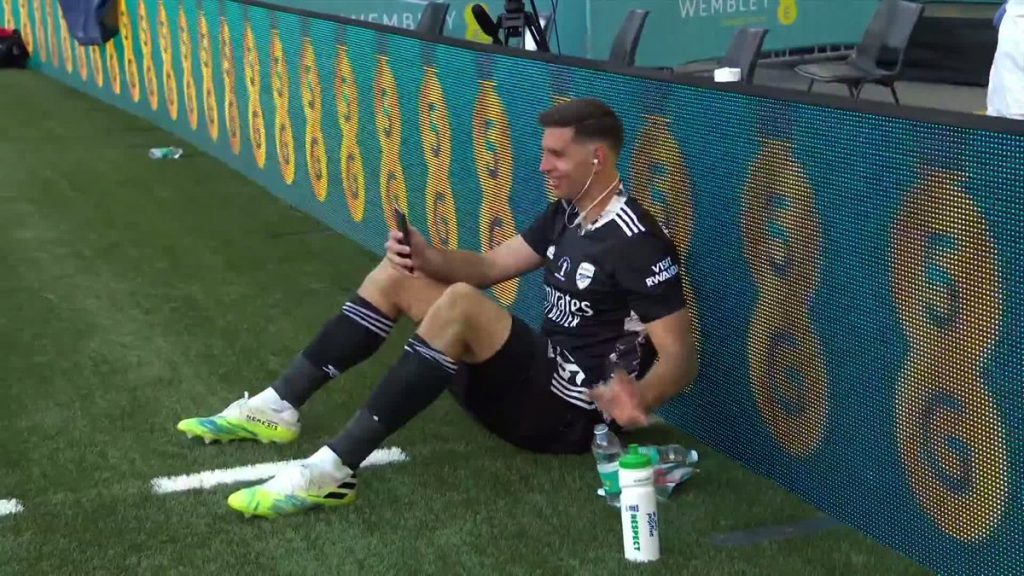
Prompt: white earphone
<box><xmin>564</xmin><ymin>154</ymin><xmax>620</xmax><ymax>232</ymax></box>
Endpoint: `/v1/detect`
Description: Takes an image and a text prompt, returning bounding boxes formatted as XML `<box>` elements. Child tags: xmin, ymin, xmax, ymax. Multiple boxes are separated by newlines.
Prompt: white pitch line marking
<box><xmin>150</xmin><ymin>447</ymin><xmax>408</xmax><ymax>494</ymax></box>
<box><xmin>0</xmin><ymin>499</ymin><xmax>24</xmax><ymax>517</ymax></box>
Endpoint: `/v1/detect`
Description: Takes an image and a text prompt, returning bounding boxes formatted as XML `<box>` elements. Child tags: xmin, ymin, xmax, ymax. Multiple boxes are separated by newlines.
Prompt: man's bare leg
<box><xmin>324</xmin><ymin>282</ymin><xmax>512</xmax><ymax>471</ymax></box>
<box><xmin>265</xmin><ymin>260</ymin><xmax>450</xmax><ymax>410</ymax></box>
<box><xmin>355</xmin><ymin>259</ymin><xmax>449</xmax><ymax>324</ymax></box>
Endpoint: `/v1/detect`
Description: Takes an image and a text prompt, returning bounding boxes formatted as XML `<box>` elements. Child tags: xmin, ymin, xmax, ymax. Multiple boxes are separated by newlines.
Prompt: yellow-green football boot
<box><xmin>228</xmin><ymin>451</ymin><xmax>357</xmax><ymax>518</ymax></box>
<box><xmin>176</xmin><ymin>392</ymin><xmax>300</xmax><ymax>444</ymax></box>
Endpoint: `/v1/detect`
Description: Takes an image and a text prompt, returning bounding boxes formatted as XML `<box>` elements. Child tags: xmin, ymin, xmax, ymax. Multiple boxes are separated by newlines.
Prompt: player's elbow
<box><xmin>477</xmin><ymin>259</ymin><xmax>500</xmax><ymax>289</ymax></box>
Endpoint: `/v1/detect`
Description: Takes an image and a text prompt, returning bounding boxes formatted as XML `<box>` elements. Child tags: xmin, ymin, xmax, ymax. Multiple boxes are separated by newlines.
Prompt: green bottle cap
<box><xmin>618</xmin><ymin>444</ymin><xmax>652</xmax><ymax>470</ymax></box>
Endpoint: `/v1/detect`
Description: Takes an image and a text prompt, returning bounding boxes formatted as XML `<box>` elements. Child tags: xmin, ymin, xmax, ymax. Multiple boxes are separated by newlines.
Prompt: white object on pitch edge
<box><xmin>618</xmin><ymin>445</ymin><xmax>660</xmax><ymax>563</ymax></box>
<box><xmin>150</xmin><ymin>446</ymin><xmax>408</xmax><ymax>494</ymax></box>
<box><xmin>0</xmin><ymin>499</ymin><xmax>24</xmax><ymax>517</ymax></box>
<box><xmin>714</xmin><ymin>67</ymin><xmax>742</xmax><ymax>83</ymax></box>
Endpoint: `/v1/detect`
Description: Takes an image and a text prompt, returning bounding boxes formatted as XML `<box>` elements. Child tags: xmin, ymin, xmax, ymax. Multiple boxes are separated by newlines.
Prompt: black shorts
<box><xmin>447</xmin><ymin>316</ymin><xmax>602</xmax><ymax>455</ymax></box>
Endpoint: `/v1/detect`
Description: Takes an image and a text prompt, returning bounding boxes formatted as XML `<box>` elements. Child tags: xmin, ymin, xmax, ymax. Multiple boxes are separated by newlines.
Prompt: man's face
<box><xmin>539</xmin><ymin>127</ymin><xmax>597</xmax><ymax>200</ymax></box>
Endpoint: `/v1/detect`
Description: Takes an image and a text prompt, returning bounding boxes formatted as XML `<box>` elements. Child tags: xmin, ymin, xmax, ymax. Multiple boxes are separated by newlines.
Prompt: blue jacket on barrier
<box><xmin>58</xmin><ymin>0</ymin><xmax>119</xmax><ymax>45</ymax></box>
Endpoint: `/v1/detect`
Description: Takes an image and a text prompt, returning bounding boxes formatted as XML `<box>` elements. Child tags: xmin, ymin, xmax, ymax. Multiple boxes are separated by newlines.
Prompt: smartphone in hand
<box><xmin>392</xmin><ymin>204</ymin><xmax>414</xmax><ymax>273</ymax></box>
<box><xmin>393</xmin><ymin>204</ymin><xmax>411</xmax><ymax>247</ymax></box>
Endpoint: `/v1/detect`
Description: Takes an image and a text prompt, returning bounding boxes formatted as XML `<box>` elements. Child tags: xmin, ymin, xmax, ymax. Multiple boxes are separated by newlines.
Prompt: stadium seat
<box><xmin>673</xmin><ymin>27</ymin><xmax>769</xmax><ymax>84</ymax></box>
<box><xmin>416</xmin><ymin>1</ymin><xmax>449</xmax><ymax>37</ymax></box>
<box><xmin>608</xmin><ymin>9</ymin><xmax>649</xmax><ymax>67</ymax></box>
<box><xmin>795</xmin><ymin>0</ymin><xmax>924</xmax><ymax>104</ymax></box>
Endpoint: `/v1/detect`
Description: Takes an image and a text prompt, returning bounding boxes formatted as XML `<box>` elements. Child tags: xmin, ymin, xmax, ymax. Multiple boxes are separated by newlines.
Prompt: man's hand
<box><xmin>589</xmin><ymin>369</ymin><xmax>649</xmax><ymax>429</ymax></box>
<box><xmin>385</xmin><ymin>225</ymin><xmax>429</xmax><ymax>275</ymax></box>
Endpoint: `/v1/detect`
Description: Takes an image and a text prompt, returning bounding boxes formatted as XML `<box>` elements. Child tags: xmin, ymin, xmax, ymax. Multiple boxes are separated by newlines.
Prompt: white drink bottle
<box><xmin>618</xmin><ymin>444</ymin><xmax>660</xmax><ymax>563</ymax></box>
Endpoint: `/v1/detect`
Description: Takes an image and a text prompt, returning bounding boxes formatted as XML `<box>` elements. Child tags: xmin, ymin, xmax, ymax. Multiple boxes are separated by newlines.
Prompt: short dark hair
<box><xmin>538</xmin><ymin>98</ymin><xmax>624</xmax><ymax>155</ymax></box>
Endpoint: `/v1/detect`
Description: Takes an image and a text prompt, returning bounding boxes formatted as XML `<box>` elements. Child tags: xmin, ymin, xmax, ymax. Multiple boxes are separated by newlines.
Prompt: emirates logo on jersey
<box><xmin>544</xmin><ymin>285</ymin><xmax>594</xmax><ymax>328</ymax></box>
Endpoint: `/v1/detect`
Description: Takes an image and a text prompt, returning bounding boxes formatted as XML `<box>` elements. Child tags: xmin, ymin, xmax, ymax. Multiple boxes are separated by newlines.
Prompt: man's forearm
<box><xmin>420</xmin><ymin>247</ymin><xmax>494</xmax><ymax>288</ymax></box>
<box><xmin>637</xmin><ymin>353</ymin><xmax>698</xmax><ymax>413</ymax></box>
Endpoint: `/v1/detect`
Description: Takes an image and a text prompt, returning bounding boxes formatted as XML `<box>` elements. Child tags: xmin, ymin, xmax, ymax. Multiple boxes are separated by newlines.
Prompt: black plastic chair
<box><xmin>416</xmin><ymin>1</ymin><xmax>449</xmax><ymax>37</ymax></box>
<box><xmin>722</xmin><ymin>27</ymin><xmax>768</xmax><ymax>84</ymax></box>
<box><xmin>795</xmin><ymin>0</ymin><xmax>924</xmax><ymax>103</ymax></box>
<box><xmin>674</xmin><ymin>27</ymin><xmax>769</xmax><ymax>84</ymax></box>
<box><xmin>608</xmin><ymin>9</ymin><xmax>649</xmax><ymax>67</ymax></box>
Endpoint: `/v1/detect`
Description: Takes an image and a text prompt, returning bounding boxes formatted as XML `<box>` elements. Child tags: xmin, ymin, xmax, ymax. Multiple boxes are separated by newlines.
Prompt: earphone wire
<box><xmin>564</xmin><ymin>160</ymin><xmax>598</xmax><ymax>229</ymax></box>
<box><xmin>565</xmin><ymin>177</ymin><xmax>622</xmax><ymax>233</ymax></box>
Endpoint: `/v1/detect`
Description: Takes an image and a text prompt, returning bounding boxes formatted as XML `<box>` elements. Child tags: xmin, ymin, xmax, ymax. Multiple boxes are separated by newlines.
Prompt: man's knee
<box><xmin>435</xmin><ymin>282</ymin><xmax>483</xmax><ymax>311</ymax></box>
<box><xmin>421</xmin><ymin>283</ymin><xmax>511</xmax><ymax>363</ymax></box>
<box><xmin>361</xmin><ymin>258</ymin><xmax>422</xmax><ymax>306</ymax></box>
<box><xmin>364</xmin><ymin>258</ymin><xmax>405</xmax><ymax>292</ymax></box>
<box><xmin>359</xmin><ymin>259</ymin><xmax>451</xmax><ymax>324</ymax></box>
<box><xmin>425</xmin><ymin>283</ymin><xmax>484</xmax><ymax>324</ymax></box>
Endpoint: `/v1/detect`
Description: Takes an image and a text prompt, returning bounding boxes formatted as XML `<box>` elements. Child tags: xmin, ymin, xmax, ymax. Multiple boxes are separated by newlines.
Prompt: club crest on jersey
<box><xmin>555</xmin><ymin>256</ymin><xmax>571</xmax><ymax>281</ymax></box>
<box><xmin>576</xmin><ymin>262</ymin><xmax>595</xmax><ymax>290</ymax></box>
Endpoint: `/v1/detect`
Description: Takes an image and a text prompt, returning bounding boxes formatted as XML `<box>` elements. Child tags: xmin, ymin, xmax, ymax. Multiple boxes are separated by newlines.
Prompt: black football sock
<box><xmin>327</xmin><ymin>334</ymin><xmax>457</xmax><ymax>469</ymax></box>
<box><xmin>272</xmin><ymin>295</ymin><xmax>395</xmax><ymax>408</ymax></box>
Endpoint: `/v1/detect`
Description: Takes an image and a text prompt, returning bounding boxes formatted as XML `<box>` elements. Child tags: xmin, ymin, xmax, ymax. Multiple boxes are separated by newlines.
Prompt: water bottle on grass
<box><xmin>592</xmin><ymin>423</ymin><xmax>623</xmax><ymax>507</ymax></box>
<box><xmin>148</xmin><ymin>147</ymin><xmax>183</xmax><ymax>159</ymax></box>
<box><xmin>619</xmin><ymin>444</ymin><xmax>660</xmax><ymax>563</ymax></box>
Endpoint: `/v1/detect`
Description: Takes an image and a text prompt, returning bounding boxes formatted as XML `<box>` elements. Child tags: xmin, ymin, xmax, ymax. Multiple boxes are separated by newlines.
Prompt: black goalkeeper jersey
<box><xmin>521</xmin><ymin>190</ymin><xmax>687</xmax><ymax>411</ymax></box>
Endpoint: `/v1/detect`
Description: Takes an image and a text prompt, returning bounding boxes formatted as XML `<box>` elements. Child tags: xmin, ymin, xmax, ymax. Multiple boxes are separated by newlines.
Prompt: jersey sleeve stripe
<box><xmin>613</xmin><ymin>213</ymin><xmax>639</xmax><ymax>236</ymax></box>
<box><xmin>620</xmin><ymin>205</ymin><xmax>646</xmax><ymax>233</ymax></box>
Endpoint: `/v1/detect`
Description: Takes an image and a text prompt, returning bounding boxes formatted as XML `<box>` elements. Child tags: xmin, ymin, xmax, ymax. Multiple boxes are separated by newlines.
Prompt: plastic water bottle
<box><xmin>148</xmin><ymin>147</ymin><xmax>183</xmax><ymax>159</ymax></box>
<box><xmin>619</xmin><ymin>444</ymin><xmax>660</xmax><ymax>563</ymax></box>
<box><xmin>592</xmin><ymin>423</ymin><xmax>623</xmax><ymax>507</ymax></box>
<box><xmin>637</xmin><ymin>444</ymin><xmax>698</xmax><ymax>467</ymax></box>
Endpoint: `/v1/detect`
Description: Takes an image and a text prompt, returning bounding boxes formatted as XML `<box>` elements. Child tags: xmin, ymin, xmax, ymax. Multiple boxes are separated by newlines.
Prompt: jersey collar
<box><xmin>582</xmin><ymin>186</ymin><xmax>628</xmax><ymax>232</ymax></box>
